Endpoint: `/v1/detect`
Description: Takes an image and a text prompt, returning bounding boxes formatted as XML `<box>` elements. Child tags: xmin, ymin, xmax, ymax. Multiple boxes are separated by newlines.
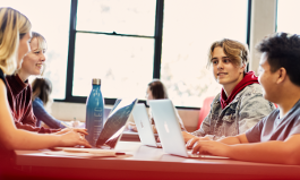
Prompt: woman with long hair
<box><xmin>0</xmin><ymin>7</ymin><xmax>90</xmax><ymax>178</ymax></box>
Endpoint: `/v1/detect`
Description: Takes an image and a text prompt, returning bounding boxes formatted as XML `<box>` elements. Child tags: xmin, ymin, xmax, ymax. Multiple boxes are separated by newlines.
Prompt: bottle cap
<box><xmin>92</xmin><ymin>78</ymin><xmax>101</xmax><ymax>85</ymax></box>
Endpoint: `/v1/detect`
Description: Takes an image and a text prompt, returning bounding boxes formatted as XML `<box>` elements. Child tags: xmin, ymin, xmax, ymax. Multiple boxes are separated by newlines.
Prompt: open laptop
<box><xmin>56</xmin><ymin>98</ymin><xmax>138</xmax><ymax>153</ymax></box>
<box><xmin>148</xmin><ymin>99</ymin><xmax>229</xmax><ymax>159</ymax></box>
<box><xmin>132</xmin><ymin>103</ymin><xmax>162</xmax><ymax>148</ymax></box>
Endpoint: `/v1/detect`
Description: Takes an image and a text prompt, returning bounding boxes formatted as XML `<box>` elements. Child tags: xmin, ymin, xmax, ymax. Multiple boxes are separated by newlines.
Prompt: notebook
<box><xmin>55</xmin><ymin>98</ymin><xmax>138</xmax><ymax>154</ymax></box>
<box><xmin>132</xmin><ymin>103</ymin><xmax>162</xmax><ymax>148</ymax></box>
<box><xmin>148</xmin><ymin>99</ymin><xmax>229</xmax><ymax>159</ymax></box>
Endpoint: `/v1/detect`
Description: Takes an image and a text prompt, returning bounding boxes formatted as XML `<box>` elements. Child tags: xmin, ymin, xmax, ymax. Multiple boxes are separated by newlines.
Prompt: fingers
<box><xmin>73</xmin><ymin>128</ymin><xmax>88</xmax><ymax>135</ymax></box>
<box><xmin>76</xmin><ymin>132</ymin><xmax>92</xmax><ymax>148</ymax></box>
<box><xmin>182</xmin><ymin>131</ymin><xmax>196</xmax><ymax>143</ymax></box>
<box><xmin>79</xmin><ymin>137</ymin><xmax>92</xmax><ymax>148</ymax></box>
<box><xmin>191</xmin><ymin>140</ymin><xmax>213</xmax><ymax>154</ymax></box>
<box><xmin>186</xmin><ymin>137</ymin><xmax>199</xmax><ymax>149</ymax></box>
<box><xmin>191</xmin><ymin>140</ymin><xmax>207</xmax><ymax>154</ymax></box>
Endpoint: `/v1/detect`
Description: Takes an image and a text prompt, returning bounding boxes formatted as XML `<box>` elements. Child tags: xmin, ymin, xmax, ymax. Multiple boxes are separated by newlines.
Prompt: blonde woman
<box><xmin>0</xmin><ymin>7</ymin><xmax>90</xmax><ymax>177</ymax></box>
<box><xmin>5</xmin><ymin>31</ymin><xmax>64</xmax><ymax>133</ymax></box>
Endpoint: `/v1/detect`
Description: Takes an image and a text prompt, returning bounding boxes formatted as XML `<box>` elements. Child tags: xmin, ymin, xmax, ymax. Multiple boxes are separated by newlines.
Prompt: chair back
<box><xmin>197</xmin><ymin>96</ymin><xmax>214</xmax><ymax>129</ymax></box>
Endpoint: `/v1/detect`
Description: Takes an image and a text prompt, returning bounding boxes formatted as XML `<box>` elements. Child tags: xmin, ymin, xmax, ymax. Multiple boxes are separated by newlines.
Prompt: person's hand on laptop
<box><xmin>59</xmin><ymin>128</ymin><xmax>92</xmax><ymax>148</ymax></box>
<box><xmin>190</xmin><ymin>138</ymin><xmax>229</xmax><ymax>157</ymax></box>
<box><xmin>54</xmin><ymin>128</ymin><xmax>88</xmax><ymax>136</ymax></box>
<box><xmin>182</xmin><ymin>131</ymin><xmax>197</xmax><ymax>143</ymax></box>
<box><xmin>127</xmin><ymin>122</ymin><xmax>138</xmax><ymax>132</ymax></box>
<box><xmin>186</xmin><ymin>136</ymin><xmax>210</xmax><ymax>149</ymax></box>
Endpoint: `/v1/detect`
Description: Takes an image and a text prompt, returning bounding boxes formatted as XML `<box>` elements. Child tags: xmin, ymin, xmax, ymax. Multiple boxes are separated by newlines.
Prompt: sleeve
<box><xmin>289</xmin><ymin>117</ymin><xmax>300</xmax><ymax>137</ymax></box>
<box><xmin>245</xmin><ymin>117</ymin><xmax>265</xmax><ymax>143</ymax></box>
<box><xmin>238</xmin><ymin>92</ymin><xmax>274</xmax><ymax>134</ymax></box>
<box><xmin>190</xmin><ymin>98</ymin><xmax>216</xmax><ymax>137</ymax></box>
<box><xmin>32</xmin><ymin>98</ymin><xmax>65</xmax><ymax>129</ymax></box>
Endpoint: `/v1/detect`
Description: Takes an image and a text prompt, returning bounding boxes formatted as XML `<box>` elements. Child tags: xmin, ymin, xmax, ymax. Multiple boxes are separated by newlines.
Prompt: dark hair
<box><xmin>256</xmin><ymin>32</ymin><xmax>300</xmax><ymax>86</ymax></box>
<box><xmin>32</xmin><ymin>78</ymin><xmax>52</xmax><ymax>105</ymax></box>
<box><xmin>148</xmin><ymin>79</ymin><xmax>168</xmax><ymax>99</ymax></box>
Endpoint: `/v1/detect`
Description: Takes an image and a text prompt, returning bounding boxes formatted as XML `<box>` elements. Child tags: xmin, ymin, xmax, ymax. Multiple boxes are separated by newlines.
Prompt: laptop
<box><xmin>148</xmin><ymin>99</ymin><xmax>229</xmax><ymax>159</ymax></box>
<box><xmin>55</xmin><ymin>98</ymin><xmax>138</xmax><ymax>153</ymax></box>
<box><xmin>132</xmin><ymin>103</ymin><xmax>162</xmax><ymax>148</ymax></box>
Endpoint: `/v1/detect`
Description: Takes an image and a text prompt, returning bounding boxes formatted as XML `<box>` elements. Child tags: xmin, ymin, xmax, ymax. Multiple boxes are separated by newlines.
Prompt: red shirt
<box><xmin>220</xmin><ymin>71</ymin><xmax>259</xmax><ymax>109</ymax></box>
<box><xmin>5</xmin><ymin>75</ymin><xmax>52</xmax><ymax>133</ymax></box>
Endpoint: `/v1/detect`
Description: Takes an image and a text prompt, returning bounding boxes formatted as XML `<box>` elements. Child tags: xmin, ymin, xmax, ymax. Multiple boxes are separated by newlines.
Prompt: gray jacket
<box><xmin>191</xmin><ymin>84</ymin><xmax>275</xmax><ymax>140</ymax></box>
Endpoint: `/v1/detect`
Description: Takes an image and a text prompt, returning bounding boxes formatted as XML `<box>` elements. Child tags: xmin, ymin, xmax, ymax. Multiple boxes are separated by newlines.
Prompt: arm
<box><xmin>227</xmin><ymin>134</ymin><xmax>300</xmax><ymax>164</ymax></box>
<box><xmin>182</xmin><ymin>98</ymin><xmax>218</xmax><ymax>143</ymax></box>
<box><xmin>182</xmin><ymin>108</ymin><xmax>213</xmax><ymax>142</ymax></box>
<box><xmin>32</xmin><ymin>98</ymin><xmax>66</xmax><ymax>129</ymax></box>
<box><xmin>188</xmin><ymin>112</ymin><xmax>213</xmax><ymax>138</ymax></box>
<box><xmin>15</xmin><ymin>108</ymin><xmax>54</xmax><ymax>133</ymax></box>
<box><xmin>0</xmin><ymin>81</ymin><xmax>91</xmax><ymax>150</ymax></box>
<box><xmin>187</xmin><ymin>134</ymin><xmax>248</xmax><ymax>149</ymax></box>
<box><xmin>8</xmin><ymin>85</ymin><xmax>53</xmax><ymax>133</ymax></box>
<box><xmin>191</xmin><ymin>133</ymin><xmax>300</xmax><ymax>165</ymax></box>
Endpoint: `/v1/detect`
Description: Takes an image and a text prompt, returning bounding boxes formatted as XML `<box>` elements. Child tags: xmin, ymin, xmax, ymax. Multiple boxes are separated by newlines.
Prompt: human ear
<box><xmin>276</xmin><ymin>67</ymin><xmax>287</xmax><ymax>84</ymax></box>
<box><xmin>240</xmin><ymin>63</ymin><xmax>246</xmax><ymax>74</ymax></box>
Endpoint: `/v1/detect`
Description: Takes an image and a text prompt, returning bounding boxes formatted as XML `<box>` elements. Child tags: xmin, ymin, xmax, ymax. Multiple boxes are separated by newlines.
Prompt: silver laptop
<box><xmin>148</xmin><ymin>99</ymin><xmax>229</xmax><ymax>159</ymax></box>
<box><xmin>132</xmin><ymin>103</ymin><xmax>162</xmax><ymax>148</ymax></box>
<box><xmin>55</xmin><ymin>98</ymin><xmax>138</xmax><ymax>153</ymax></box>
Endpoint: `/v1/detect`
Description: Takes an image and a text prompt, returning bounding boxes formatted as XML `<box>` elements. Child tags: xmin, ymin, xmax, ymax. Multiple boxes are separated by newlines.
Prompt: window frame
<box><xmin>55</xmin><ymin>0</ymin><xmax>252</xmax><ymax>109</ymax></box>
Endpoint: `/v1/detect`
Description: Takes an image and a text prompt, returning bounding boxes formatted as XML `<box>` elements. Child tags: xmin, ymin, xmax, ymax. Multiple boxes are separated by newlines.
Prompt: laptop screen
<box><xmin>95</xmin><ymin>98</ymin><xmax>138</xmax><ymax>149</ymax></box>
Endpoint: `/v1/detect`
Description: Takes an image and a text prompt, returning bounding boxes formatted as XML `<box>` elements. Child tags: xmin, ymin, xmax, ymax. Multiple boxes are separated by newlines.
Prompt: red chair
<box><xmin>197</xmin><ymin>96</ymin><xmax>214</xmax><ymax>130</ymax></box>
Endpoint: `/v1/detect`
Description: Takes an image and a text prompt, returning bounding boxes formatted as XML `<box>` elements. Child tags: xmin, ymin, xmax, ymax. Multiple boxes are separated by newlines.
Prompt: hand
<box><xmin>182</xmin><ymin>131</ymin><xmax>197</xmax><ymax>143</ymax></box>
<box><xmin>186</xmin><ymin>136</ymin><xmax>210</xmax><ymax>149</ymax></box>
<box><xmin>191</xmin><ymin>139</ymin><xmax>230</xmax><ymax>157</ymax></box>
<box><xmin>59</xmin><ymin>128</ymin><xmax>91</xmax><ymax>148</ymax></box>
<box><xmin>55</xmin><ymin>128</ymin><xmax>88</xmax><ymax>136</ymax></box>
<box><xmin>127</xmin><ymin>122</ymin><xmax>138</xmax><ymax>132</ymax></box>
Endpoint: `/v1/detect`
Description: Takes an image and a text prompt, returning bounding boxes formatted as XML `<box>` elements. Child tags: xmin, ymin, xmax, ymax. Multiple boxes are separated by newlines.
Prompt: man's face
<box><xmin>258</xmin><ymin>52</ymin><xmax>277</xmax><ymax>102</ymax></box>
<box><xmin>212</xmin><ymin>47</ymin><xmax>245</xmax><ymax>89</ymax></box>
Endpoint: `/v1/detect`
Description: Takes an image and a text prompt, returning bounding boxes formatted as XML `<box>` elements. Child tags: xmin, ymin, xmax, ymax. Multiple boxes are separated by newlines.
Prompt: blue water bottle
<box><xmin>85</xmin><ymin>78</ymin><xmax>104</xmax><ymax>146</ymax></box>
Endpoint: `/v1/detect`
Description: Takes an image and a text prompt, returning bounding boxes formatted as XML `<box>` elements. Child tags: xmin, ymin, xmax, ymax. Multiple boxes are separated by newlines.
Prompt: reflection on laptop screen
<box><xmin>95</xmin><ymin>98</ymin><xmax>137</xmax><ymax>149</ymax></box>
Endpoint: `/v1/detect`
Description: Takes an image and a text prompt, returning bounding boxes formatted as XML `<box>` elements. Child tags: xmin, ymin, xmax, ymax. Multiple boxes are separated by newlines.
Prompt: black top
<box><xmin>0</xmin><ymin>68</ymin><xmax>7</xmax><ymax>87</ymax></box>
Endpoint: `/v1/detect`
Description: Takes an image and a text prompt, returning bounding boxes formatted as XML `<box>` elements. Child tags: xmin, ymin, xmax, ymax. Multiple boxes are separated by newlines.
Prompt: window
<box><xmin>161</xmin><ymin>0</ymin><xmax>249</xmax><ymax>107</ymax></box>
<box><xmin>69</xmin><ymin>0</ymin><xmax>249</xmax><ymax>107</ymax></box>
<box><xmin>71</xmin><ymin>0</ymin><xmax>156</xmax><ymax>101</ymax></box>
<box><xmin>4</xmin><ymin>0</ymin><xmax>250</xmax><ymax>108</ymax></box>
<box><xmin>2</xmin><ymin>0</ymin><xmax>71</xmax><ymax>100</ymax></box>
<box><xmin>276</xmin><ymin>0</ymin><xmax>300</xmax><ymax>34</ymax></box>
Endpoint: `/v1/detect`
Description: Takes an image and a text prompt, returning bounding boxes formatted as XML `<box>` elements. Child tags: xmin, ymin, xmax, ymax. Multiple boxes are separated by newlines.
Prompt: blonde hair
<box><xmin>0</xmin><ymin>7</ymin><xmax>31</xmax><ymax>75</ymax></box>
<box><xmin>31</xmin><ymin>31</ymin><xmax>47</xmax><ymax>52</ymax></box>
<box><xmin>207</xmin><ymin>39</ymin><xmax>249</xmax><ymax>70</ymax></box>
<box><xmin>30</xmin><ymin>31</ymin><xmax>47</xmax><ymax>75</ymax></box>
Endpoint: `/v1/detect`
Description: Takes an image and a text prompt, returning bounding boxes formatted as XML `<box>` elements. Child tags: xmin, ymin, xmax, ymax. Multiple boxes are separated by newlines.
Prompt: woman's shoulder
<box><xmin>33</xmin><ymin>97</ymin><xmax>44</xmax><ymax>106</ymax></box>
